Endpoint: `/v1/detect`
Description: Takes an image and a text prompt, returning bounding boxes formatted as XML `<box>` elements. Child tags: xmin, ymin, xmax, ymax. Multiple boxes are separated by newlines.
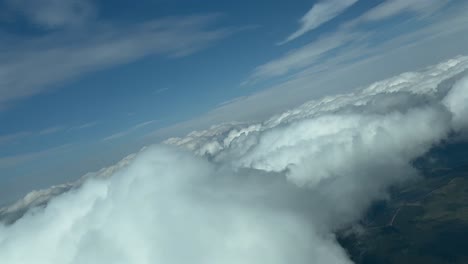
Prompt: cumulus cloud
<box><xmin>0</xmin><ymin>146</ymin><xmax>354</xmax><ymax>264</ymax></box>
<box><xmin>1</xmin><ymin>56</ymin><xmax>468</xmax><ymax>263</ymax></box>
<box><xmin>280</xmin><ymin>0</ymin><xmax>357</xmax><ymax>44</ymax></box>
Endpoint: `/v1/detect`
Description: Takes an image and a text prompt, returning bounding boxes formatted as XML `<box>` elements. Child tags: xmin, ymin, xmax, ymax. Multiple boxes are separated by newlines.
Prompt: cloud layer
<box><xmin>1</xmin><ymin>56</ymin><xmax>468</xmax><ymax>263</ymax></box>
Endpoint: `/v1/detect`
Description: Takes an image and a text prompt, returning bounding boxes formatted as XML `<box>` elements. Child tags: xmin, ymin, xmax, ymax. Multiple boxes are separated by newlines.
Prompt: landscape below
<box><xmin>339</xmin><ymin>141</ymin><xmax>468</xmax><ymax>264</ymax></box>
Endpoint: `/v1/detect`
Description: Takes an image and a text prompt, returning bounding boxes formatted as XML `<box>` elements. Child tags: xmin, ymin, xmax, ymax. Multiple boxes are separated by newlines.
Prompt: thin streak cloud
<box><xmin>0</xmin><ymin>14</ymin><xmax>236</xmax><ymax>109</ymax></box>
<box><xmin>279</xmin><ymin>0</ymin><xmax>357</xmax><ymax>45</ymax></box>
<box><xmin>103</xmin><ymin>120</ymin><xmax>158</xmax><ymax>142</ymax></box>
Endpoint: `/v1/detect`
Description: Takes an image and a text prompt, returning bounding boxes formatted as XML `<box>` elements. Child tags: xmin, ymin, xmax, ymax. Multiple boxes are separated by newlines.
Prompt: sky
<box><xmin>1</xmin><ymin>0</ymin><xmax>468</xmax><ymax>205</ymax></box>
<box><xmin>1</xmin><ymin>1</ymin><xmax>468</xmax><ymax>263</ymax></box>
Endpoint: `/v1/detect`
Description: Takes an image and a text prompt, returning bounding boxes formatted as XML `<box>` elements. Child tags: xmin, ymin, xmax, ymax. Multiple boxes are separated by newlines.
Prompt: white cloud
<box><xmin>0</xmin><ymin>146</ymin><xmax>354</xmax><ymax>264</ymax></box>
<box><xmin>2</xmin><ymin>56</ymin><xmax>468</xmax><ymax>263</ymax></box>
<box><xmin>280</xmin><ymin>0</ymin><xmax>357</xmax><ymax>44</ymax></box>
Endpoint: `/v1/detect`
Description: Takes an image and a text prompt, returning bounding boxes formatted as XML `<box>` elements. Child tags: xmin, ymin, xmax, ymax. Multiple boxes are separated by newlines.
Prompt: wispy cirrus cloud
<box><xmin>103</xmin><ymin>120</ymin><xmax>159</xmax><ymax>142</ymax></box>
<box><xmin>279</xmin><ymin>0</ymin><xmax>357</xmax><ymax>45</ymax></box>
<box><xmin>68</xmin><ymin>121</ymin><xmax>98</xmax><ymax>131</ymax></box>
<box><xmin>38</xmin><ymin>126</ymin><xmax>66</xmax><ymax>136</ymax></box>
<box><xmin>0</xmin><ymin>12</ymin><xmax>236</xmax><ymax>110</ymax></box>
<box><xmin>0</xmin><ymin>131</ymin><xmax>31</xmax><ymax>146</ymax></box>
<box><xmin>0</xmin><ymin>121</ymin><xmax>98</xmax><ymax>148</ymax></box>
<box><xmin>0</xmin><ymin>143</ymin><xmax>74</xmax><ymax>169</ymax></box>
<box><xmin>246</xmin><ymin>31</ymin><xmax>358</xmax><ymax>84</ymax></box>
<box><xmin>154</xmin><ymin>87</ymin><xmax>169</xmax><ymax>95</ymax></box>
<box><xmin>4</xmin><ymin>0</ymin><xmax>96</xmax><ymax>29</ymax></box>
<box><xmin>355</xmin><ymin>0</ymin><xmax>448</xmax><ymax>23</ymax></box>
<box><xmin>247</xmin><ymin>0</ymin><xmax>454</xmax><ymax>85</ymax></box>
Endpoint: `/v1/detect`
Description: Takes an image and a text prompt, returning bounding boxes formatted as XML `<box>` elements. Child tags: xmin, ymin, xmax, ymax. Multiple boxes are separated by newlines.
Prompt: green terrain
<box><xmin>339</xmin><ymin>142</ymin><xmax>468</xmax><ymax>264</ymax></box>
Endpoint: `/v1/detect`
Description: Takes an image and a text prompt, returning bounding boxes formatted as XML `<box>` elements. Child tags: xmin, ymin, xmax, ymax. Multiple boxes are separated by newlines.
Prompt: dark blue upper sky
<box><xmin>1</xmin><ymin>0</ymin><xmax>467</xmax><ymax>204</ymax></box>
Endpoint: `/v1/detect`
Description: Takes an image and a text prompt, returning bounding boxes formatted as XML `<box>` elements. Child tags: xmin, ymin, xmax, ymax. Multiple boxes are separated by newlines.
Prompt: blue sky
<box><xmin>1</xmin><ymin>0</ymin><xmax>468</xmax><ymax>205</ymax></box>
